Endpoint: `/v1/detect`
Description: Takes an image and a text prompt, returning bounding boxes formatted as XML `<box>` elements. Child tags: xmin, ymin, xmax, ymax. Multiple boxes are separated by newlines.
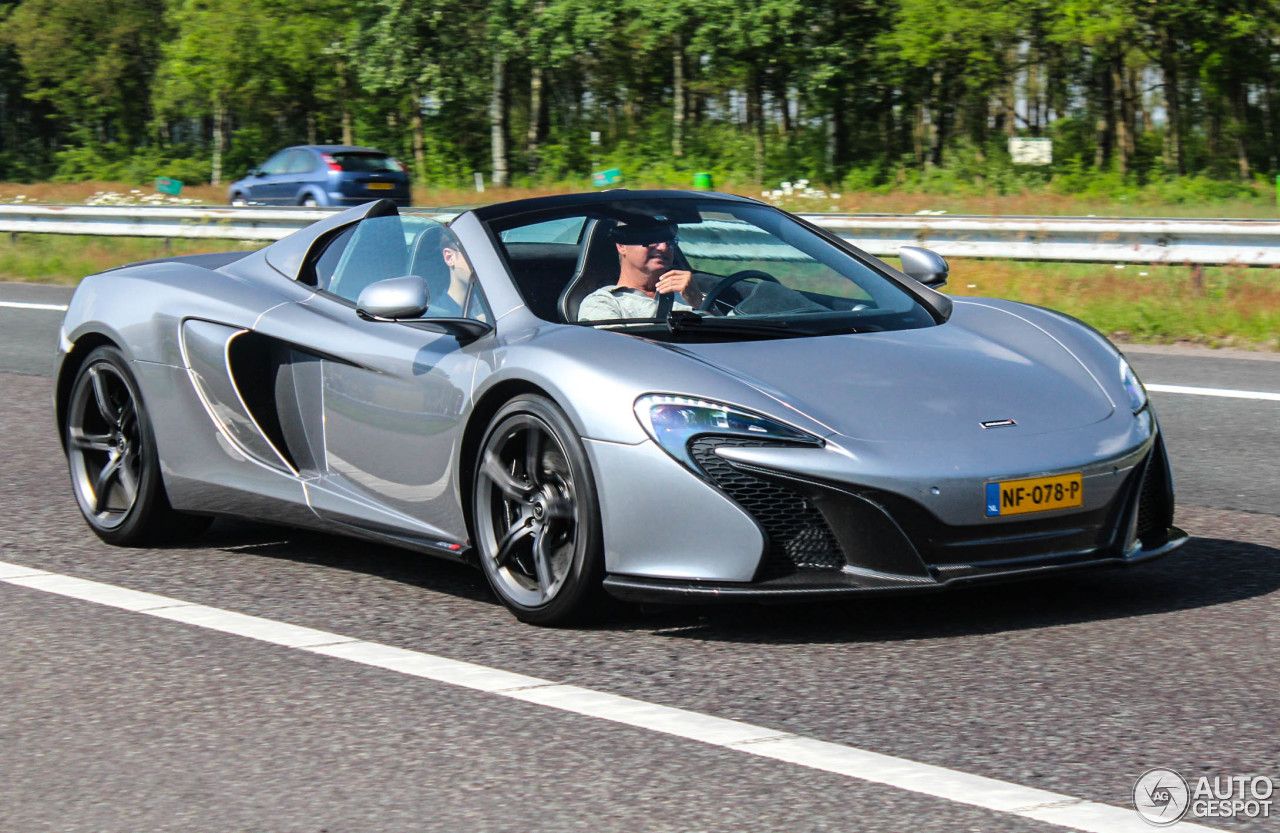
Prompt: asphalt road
<box><xmin>1</xmin><ymin>282</ymin><xmax>1278</xmax><ymax>832</ymax></box>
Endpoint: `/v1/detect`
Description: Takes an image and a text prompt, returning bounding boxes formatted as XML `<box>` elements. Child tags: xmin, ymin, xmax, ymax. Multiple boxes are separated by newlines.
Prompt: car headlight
<box><xmin>634</xmin><ymin>394</ymin><xmax>821</xmax><ymax>469</ymax></box>
<box><xmin>1120</xmin><ymin>358</ymin><xmax>1147</xmax><ymax>413</ymax></box>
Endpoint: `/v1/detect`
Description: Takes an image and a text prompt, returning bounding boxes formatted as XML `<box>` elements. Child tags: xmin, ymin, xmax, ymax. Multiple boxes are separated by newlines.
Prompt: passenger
<box><xmin>578</xmin><ymin>220</ymin><xmax>704</xmax><ymax>321</ymax></box>
<box><xmin>436</xmin><ymin>232</ymin><xmax>474</xmax><ymax>317</ymax></box>
<box><xmin>414</xmin><ymin>226</ymin><xmax>474</xmax><ymax>317</ymax></box>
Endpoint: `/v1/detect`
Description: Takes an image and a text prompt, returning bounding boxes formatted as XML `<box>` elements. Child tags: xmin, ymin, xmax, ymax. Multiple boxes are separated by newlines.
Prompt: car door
<box><xmin>280</xmin><ymin>149</ymin><xmax>319</xmax><ymax>205</ymax></box>
<box><xmin>252</xmin><ymin>212</ymin><xmax>490</xmax><ymax>545</ymax></box>
<box><xmin>251</xmin><ymin>150</ymin><xmax>295</xmax><ymax>204</ymax></box>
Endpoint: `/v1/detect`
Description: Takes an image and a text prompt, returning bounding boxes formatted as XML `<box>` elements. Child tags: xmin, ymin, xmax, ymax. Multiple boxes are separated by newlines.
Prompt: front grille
<box><xmin>688</xmin><ymin>437</ymin><xmax>844</xmax><ymax>578</ymax></box>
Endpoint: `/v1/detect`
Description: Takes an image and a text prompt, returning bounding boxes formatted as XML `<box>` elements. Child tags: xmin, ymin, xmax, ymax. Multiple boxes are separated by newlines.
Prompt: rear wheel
<box><xmin>64</xmin><ymin>346</ymin><xmax>210</xmax><ymax>545</ymax></box>
<box><xmin>472</xmin><ymin>395</ymin><xmax>605</xmax><ymax>625</ymax></box>
<box><xmin>300</xmin><ymin>195</ymin><xmax>319</xmax><ymax>207</ymax></box>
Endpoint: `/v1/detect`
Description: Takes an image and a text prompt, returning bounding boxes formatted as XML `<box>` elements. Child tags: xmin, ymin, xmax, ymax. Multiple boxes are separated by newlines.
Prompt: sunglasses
<box><xmin>626</xmin><ymin>236</ymin><xmax>678</xmax><ymax>247</ymax></box>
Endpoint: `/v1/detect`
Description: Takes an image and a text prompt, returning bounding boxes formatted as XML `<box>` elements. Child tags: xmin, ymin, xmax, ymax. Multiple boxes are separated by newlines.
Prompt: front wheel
<box><xmin>64</xmin><ymin>346</ymin><xmax>210</xmax><ymax>545</ymax></box>
<box><xmin>472</xmin><ymin>395</ymin><xmax>605</xmax><ymax>625</ymax></box>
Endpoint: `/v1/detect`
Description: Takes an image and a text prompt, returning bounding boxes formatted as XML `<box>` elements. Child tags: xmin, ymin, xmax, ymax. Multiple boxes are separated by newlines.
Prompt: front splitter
<box><xmin>602</xmin><ymin>526</ymin><xmax>1189</xmax><ymax>603</ymax></box>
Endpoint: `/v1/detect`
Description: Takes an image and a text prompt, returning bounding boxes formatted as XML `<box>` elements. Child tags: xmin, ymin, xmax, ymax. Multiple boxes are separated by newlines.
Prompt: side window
<box><xmin>286</xmin><ymin>150</ymin><xmax>315</xmax><ymax>174</ymax></box>
<box><xmin>259</xmin><ymin>151</ymin><xmax>290</xmax><ymax>175</ymax></box>
<box><xmin>465</xmin><ymin>285</ymin><xmax>492</xmax><ymax>324</ymax></box>
<box><xmin>304</xmin><ymin>216</ymin><xmax>484</xmax><ymax>320</ymax></box>
<box><xmin>326</xmin><ymin>215</ymin><xmax>413</xmax><ymax>303</ymax></box>
<box><xmin>308</xmin><ymin>225</ymin><xmax>358</xmax><ymax>291</ymax></box>
<box><xmin>408</xmin><ymin>224</ymin><xmax>484</xmax><ymax>320</ymax></box>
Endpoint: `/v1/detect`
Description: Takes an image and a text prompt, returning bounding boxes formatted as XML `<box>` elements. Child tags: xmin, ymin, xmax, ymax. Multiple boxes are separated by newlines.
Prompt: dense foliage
<box><xmin>1</xmin><ymin>0</ymin><xmax>1279</xmax><ymax>191</ymax></box>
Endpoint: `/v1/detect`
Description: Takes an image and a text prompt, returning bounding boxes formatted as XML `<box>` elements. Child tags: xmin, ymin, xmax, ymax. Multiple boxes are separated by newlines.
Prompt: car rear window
<box><xmin>331</xmin><ymin>152</ymin><xmax>400</xmax><ymax>173</ymax></box>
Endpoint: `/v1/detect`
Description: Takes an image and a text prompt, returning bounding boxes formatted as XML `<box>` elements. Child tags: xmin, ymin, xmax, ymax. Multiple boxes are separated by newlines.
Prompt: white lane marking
<box><xmin>1147</xmin><ymin>383</ymin><xmax>1280</xmax><ymax>402</ymax></box>
<box><xmin>0</xmin><ymin>560</ymin><xmax>1230</xmax><ymax>833</ymax></box>
<box><xmin>0</xmin><ymin>300</ymin><xmax>69</xmax><ymax>311</ymax></box>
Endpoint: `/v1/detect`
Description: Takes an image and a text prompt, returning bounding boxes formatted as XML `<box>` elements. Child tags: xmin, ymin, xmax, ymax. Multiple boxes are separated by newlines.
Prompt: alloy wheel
<box><xmin>475</xmin><ymin>414</ymin><xmax>580</xmax><ymax>608</ymax></box>
<box><xmin>67</xmin><ymin>360</ymin><xmax>143</xmax><ymax>530</ymax></box>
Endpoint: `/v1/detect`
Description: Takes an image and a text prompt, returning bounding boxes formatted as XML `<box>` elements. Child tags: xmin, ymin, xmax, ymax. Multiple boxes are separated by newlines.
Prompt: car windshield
<box><xmin>487</xmin><ymin>198</ymin><xmax>937</xmax><ymax>339</ymax></box>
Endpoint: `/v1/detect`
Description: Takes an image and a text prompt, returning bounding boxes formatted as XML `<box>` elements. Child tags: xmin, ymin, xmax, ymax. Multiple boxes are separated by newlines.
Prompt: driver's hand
<box><xmin>656</xmin><ymin>270</ymin><xmax>702</xmax><ymax>305</ymax></box>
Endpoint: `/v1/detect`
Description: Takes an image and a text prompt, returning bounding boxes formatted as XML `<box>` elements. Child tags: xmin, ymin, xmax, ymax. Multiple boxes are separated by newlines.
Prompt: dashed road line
<box><xmin>0</xmin><ymin>300</ymin><xmax>68</xmax><ymax>311</ymax></box>
<box><xmin>0</xmin><ymin>559</ymin><xmax>1231</xmax><ymax>833</ymax></box>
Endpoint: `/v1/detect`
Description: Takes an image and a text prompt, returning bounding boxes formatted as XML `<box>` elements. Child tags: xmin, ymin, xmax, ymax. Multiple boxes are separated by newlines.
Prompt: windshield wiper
<box><xmin>578</xmin><ymin>317</ymin><xmax>668</xmax><ymax>329</ymax></box>
<box><xmin>666</xmin><ymin>309</ymin><xmax>796</xmax><ymax>337</ymax></box>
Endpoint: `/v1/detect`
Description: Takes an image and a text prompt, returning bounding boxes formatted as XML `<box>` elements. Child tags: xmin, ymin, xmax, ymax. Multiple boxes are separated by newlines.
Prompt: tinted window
<box><xmin>331</xmin><ymin>152</ymin><xmax>401</xmax><ymax>173</ymax></box>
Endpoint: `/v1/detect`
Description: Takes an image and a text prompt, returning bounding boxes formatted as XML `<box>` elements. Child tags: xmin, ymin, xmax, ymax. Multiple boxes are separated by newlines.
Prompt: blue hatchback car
<box><xmin>227</xmin><ymin>145</ymin><xmax>411</xmax><ymax>207</ymax></box>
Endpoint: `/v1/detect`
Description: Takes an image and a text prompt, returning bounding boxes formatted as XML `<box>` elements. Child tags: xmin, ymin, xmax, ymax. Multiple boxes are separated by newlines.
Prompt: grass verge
<box><xmin>0</xmin><ymin>235</ymin><xmax>259</xmax><ymax>284</ymax></box>
<box><xmin>941</xmin><ymin>260</ymin><xmax>1280</xmax><ymax>350</ymax></box>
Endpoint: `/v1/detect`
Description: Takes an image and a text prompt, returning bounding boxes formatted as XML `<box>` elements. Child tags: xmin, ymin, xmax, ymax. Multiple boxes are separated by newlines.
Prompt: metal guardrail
<box><xmin>4</xmin><ymin>204</ymin><xmax>1280</xmax><ymax>265</ymax></box>
<box><xmin>805</xmin><ymin>215</ymin><xmax>1280</xmax><ymax>266</ymax></box>
<box><xmin>0</xmin><ymin>205</ymin><xmax>333</xmax><ymax>241</ymax></box>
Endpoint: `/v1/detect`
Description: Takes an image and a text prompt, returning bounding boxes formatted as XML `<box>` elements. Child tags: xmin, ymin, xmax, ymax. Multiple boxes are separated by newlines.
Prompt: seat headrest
<box><xmin>557</xmin><ymin>219</ymin><xmax>620</xmax><ymax>323</ymax></box>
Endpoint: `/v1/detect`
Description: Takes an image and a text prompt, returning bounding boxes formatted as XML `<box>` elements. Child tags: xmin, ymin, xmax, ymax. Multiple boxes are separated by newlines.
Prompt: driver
<box><xmin>578</xmin><ymin>220</ymin><xmax>704</xmax><ymax>320</ymax></box>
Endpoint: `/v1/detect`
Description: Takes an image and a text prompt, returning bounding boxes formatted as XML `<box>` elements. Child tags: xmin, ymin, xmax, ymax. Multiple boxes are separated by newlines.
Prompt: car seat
<box><xmin>556</xmin><ymin>219</ymin><xmax>620</xmax><ymax>323</ymax></box>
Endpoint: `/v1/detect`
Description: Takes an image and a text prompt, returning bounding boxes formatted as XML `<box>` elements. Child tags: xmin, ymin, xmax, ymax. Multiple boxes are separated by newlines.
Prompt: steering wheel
<box><xmin>699</xmin><ymin>270</ymin><xmax>780</xmax><ymax>313</ymax></box>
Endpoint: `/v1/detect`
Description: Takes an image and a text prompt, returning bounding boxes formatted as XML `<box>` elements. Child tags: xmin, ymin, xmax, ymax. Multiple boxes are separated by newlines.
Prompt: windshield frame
<box><xmin>480</xmin><ymin>193</ymin><xmax>950</xmax><ymax>337</ymax></box>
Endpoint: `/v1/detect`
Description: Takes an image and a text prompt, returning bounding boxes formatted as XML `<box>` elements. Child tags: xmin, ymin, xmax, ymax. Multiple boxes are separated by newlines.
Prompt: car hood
<box><xmin>660</xmin><ymin>301</ymin><xmax>1117</xmax><ymax>442</ymax></box>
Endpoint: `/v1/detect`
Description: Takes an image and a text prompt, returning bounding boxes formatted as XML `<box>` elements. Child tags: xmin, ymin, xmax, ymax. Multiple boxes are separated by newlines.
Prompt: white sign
<box><xmin>1009</xmin><ymin>138</ymin><xmax>1052</xmax><ymax>165</ymax></box>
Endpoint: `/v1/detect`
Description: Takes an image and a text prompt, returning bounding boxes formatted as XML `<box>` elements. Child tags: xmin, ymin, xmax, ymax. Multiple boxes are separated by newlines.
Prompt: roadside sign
<box><xmin>155</xmin><ymin>177</ymin><xmax>183</xmax><ymax>196</ymax></box>
<box><xmin>592</xmin><ymin>168</ymin><xmax>623</xmax><ymax>187</ymax></box>
<box><xmin>1009</xmin><ymin>138</ymin><xmax>1052</xmax><ymax>165</ymax></box>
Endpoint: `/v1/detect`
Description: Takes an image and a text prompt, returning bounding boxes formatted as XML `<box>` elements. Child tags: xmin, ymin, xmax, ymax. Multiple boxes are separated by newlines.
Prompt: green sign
<box><xmin>592</xmin><ymin>168</ymin><xmax>623</xmax><ymax>187</ymax></box>
<box><xmin>155</xmin><ymin>177</ymin><xmax>183</xmax><ymax>196</ymax></box>
<box><xmin>693</xmin><ymin>172</ymin><xmax>713</xmax><ymax>190</ymax></box>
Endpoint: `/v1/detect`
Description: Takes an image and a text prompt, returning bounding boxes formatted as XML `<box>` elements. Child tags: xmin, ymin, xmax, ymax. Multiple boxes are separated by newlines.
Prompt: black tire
<box><xmin>64</xmin><ymin>346</ymin><xmax>211</xmax><ymax>545</ymax></box>
<box><xmin>300</xmin><ymin>194</ymin><xmax>319</xmax><ymax>207</ymax></box>
<box><xmin>472</xmin><ymin>395</ymin><xmax>605</xmax><ymax>625</ymax></box>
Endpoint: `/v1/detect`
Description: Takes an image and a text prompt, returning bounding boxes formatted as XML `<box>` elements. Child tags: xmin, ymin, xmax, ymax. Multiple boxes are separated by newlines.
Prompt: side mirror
<box><xmin>356</xmin><ymin>275</ymin><xmax>430</xmax><ymax>320</ymax></box>
<box><xmin>899</xmin><ymin>246</ymin><xmax>949</xmax><ymax>288</ymax></box>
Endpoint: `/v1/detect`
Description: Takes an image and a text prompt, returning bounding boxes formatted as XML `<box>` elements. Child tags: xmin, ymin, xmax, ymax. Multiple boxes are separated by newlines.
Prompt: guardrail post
<box><xmin>1190</xmin><ymin>263</ymin><xmax>1206</xmax><ymax>295</ymax></box>
<box><xmin>163</xmin><ymin>238</ymin><xmax>172</xmax><ymax>255</ymax></box>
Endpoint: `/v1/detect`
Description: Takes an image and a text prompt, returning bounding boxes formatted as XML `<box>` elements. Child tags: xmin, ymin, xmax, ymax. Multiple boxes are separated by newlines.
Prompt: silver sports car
<box><xmin>55</xmin><ymin>191</ymin><xmax>1186</xmax><ymax>624</ymax></box>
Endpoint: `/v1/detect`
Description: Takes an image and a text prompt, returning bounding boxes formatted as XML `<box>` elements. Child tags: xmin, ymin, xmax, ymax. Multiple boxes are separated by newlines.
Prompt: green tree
<box><xmin>1</xmin><ymin>0</ymin><xmax>165</xmax><ymax>148</ymax></box>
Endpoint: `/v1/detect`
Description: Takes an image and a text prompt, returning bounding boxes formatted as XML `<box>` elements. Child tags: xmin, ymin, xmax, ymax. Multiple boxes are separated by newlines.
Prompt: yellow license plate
<box><xmin>366</xmin><ymin>182</ymin><xmax>394</xmax><ymax>190</ymax></box>
<box><xmin>985</xmin><ymin>473</ymin><xmax>1082</xmax><ymax>517</ymax></box>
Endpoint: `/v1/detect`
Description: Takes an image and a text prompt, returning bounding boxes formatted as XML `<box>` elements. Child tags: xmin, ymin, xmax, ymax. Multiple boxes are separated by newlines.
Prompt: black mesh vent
<box><xmin>688</xmin><ymin>437</ymin><xmax>844</xmax><ymax>578</ymax></box>
<box><xmin>1136</xmin><ymin>440</ymin><xmax>1173</xmax><ymax>546</ymax></box>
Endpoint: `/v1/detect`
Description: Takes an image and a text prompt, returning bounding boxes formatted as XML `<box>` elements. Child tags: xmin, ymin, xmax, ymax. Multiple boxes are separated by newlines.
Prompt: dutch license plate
<box><xmin>985</xmin><ymin>473</ymin><xmax>1082</xmax><ymax>517</ymax></box>
<box><xmin>366</xmin><ymin>182</ymin><xmax>393</xmax><ymax>190</ymax></box>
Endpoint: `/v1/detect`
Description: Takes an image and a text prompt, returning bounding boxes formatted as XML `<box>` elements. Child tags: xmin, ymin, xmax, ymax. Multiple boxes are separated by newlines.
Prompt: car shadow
<box><xmin>194</xmin><ymin>522</ymin><xmax>1278</xmax><ymax>643</ymax></box>
<box><xmin>194</xmin><ymin>519</ymin><xmax>495</xmax><ymax>605</ymax></box>
<box><xmin>629</xmin><ymin>536</ymin><xmax>1280</xmax><ymax>644</ymax></box>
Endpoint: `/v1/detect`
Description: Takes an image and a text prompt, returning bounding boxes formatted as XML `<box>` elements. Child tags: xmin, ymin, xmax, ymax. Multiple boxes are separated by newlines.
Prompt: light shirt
<box><xmin>578</xmin><ymin>285</ymin><xmax>693</xmax><ymax>321</ymax></box>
